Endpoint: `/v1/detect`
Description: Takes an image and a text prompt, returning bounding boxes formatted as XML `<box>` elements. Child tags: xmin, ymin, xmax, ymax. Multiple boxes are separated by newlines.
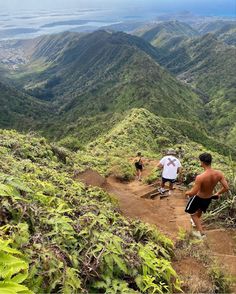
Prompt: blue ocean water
<box><xmin>0</xmin><ymin>5</ymin><xmax>235</xmax><ymax>40</ymax></box>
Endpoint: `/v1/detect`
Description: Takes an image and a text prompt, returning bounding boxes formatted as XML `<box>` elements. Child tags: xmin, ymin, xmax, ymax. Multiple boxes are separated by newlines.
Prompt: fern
<box><xmin>0</xmin><ymin>281</ymin><xmax>33</xmax><ymax>294</ymax></box>
<box><xmin>0</xmin><ymin>239</ymin><xmax>32</xmax><ymax>293</ymax></box>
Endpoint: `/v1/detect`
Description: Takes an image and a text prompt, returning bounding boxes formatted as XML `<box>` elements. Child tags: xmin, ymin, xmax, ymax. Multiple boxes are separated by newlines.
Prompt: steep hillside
<box><xmin>214</xmin><ymin>24</ymin><xmax>236</xmax><ymax>45</ymax></box>
<box><xmin>22</xmin><ymin>31</ymin><xmax>85</xmax><ymax>61</ymax></box>
<box><xmin>0</xmin><ymin>81</ymin><xmax>50</xmax><ymax>130</ymax></box>
<box><xmin>198</xmin><ymin>20</ymin><xmax>236</xmax><ymax>34</ymax></box>
<box><xmin>142</xmin><ymin>33</ymin><xmax>236</xmax><ymax>139</ymax></box>
<box><xmin>63</xmin><ymin>108</ymin><xmax>235</xmax><ymax>184</ymax></box>
<box><xmin>135</xmin><ymin>20</ymin><xmax>199</xmax><ymax>47</ymax></box>
<box><xmin>87</xmin><ymin>108</ymin><xmax>183</xmax><ymax>155</ymax></box>
<box><xmin>2</xmin><ymin>30</ymin><xmax>234</xmax><ymax>150</ymax></box>
<box><xmin>86</xmin><ymin>109</ymin><xmax>236</xmax><ymax>161</ymax></box>
<box><xmin>10</xmin><ymin>31</ymin><xmax>204</xmax><ymax>139</ymax></box>
<box><xmin>194</xmin><ymin>20</ymin><xmax>236</xmax><ymax>45</ymax></box>
<box><xmin>0</xmin><ymin>129</ymin><xmax>181</xmax><ymax>293</ymax></box>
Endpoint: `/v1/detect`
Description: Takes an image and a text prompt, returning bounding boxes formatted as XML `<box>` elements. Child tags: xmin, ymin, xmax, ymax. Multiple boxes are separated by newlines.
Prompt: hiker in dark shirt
<box><xmin>134</xmin><ymin>152</ymin><xmax>144</xmax><ymax>181</ymax></box>
<box><xmin>177</xmin><ymin>146</ymin><xmax>185</xmax><ymax>159</ymax></box>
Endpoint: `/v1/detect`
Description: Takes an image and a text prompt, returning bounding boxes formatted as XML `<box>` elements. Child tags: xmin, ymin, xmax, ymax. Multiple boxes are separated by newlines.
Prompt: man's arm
<box><xmin>185</xmin><ymin>175</ymin><xmax>201</xmax><ymax>197</ymax></box>
<box><xmin>177</xmin><ymin>167</ymin><xmax>182</xmax><ymax>174</ymax></box>
<box><xmin>157</xmin><ymin>161</ymin><xmax>163</xmax><ymax>169</ymax></box>
<box><xmin>157</xmin><ymin>157</ymin><xmax>164</xmax><ymax>169</ymax></box>
<box><xmin>215</xmin><ymin>173</ymin><xmax>229</xmax><ymax>196</ymax></box>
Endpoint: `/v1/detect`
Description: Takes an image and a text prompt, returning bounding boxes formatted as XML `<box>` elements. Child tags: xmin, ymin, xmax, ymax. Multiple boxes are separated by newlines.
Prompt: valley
<box><xmin>0</xmin><ymin>12</ymin><xmax>235</xmax><ymax>294</ymax></box>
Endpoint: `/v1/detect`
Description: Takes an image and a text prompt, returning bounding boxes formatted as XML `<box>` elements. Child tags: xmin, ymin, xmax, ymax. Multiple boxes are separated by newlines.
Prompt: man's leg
<box><xmin>159</xmin><ymin>178</ymin><xmax>166</xmax><ymax>193</ymax></box>
<box><xmin>191</xmin><ymin>209</ymin><xmax>203</xmax><ymax>234</ymax></box>
<box><xmin>161</xmin><ymin>179</ymin><xmax>165</xmax><ymax>188</ymax></box>
<box><xmin>138</xmin><ymin>169</ymin><xmax>142</xmax><ymax>180</ymax></box>
<box><xmin>168</xmin><ymin>182</ymin><xmax>174</xmax><ymax>195</ymax></box>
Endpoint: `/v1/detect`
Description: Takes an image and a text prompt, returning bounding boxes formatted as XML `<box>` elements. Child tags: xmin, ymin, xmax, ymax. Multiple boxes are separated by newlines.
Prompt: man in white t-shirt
<box><xmin>157</xmin><ymin>149</ymin><xmax>182</xmax><ymax>194</ymax></box>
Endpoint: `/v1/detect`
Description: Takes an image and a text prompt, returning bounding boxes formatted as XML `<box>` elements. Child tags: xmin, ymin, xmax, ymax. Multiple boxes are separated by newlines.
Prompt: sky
<box><xmin>1</xmin><ymin>0</ymin><xmax>235</xmax><ymax>16</ymax></box>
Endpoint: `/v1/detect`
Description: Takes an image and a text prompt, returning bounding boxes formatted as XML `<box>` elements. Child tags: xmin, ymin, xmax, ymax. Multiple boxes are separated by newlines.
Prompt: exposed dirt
<box><xmin>206</xmin><ymin>229</ymin><xmax>236</xmax><ymax>292</ymax></box>
<box><xmin>76</xmin><ymin>168</ymin><xmax>106</xmax><ymax>187</ymax></box>
<box><xmin>104</xmin><ymin>176</ymin><xmax>191</xmax><ymax>240</ymax></box>
<box><xmin>173</xmin><ymin>257</ymin><xmax>213</xmax><ymax>293</ymax></box>
<box><xmin>77</xmin><ymin>166</ymin><xmax>236</xmax><ymax>293</ymax></box>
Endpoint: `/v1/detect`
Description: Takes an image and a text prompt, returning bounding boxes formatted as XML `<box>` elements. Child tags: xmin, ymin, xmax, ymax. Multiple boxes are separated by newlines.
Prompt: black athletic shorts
<box><xmin>135</xmin><ymin>162</ymin><xmax>143</xmax><ymax>170</ymax></box>
<box><xmin>162</xmin><ymin>177</ymin><xmax>176</xmax><ymax>184</ymax></box>
<box><xmin>185</xmin><ymin>195</ymin><xmax>212</xmax><ymax>214</ymax></box>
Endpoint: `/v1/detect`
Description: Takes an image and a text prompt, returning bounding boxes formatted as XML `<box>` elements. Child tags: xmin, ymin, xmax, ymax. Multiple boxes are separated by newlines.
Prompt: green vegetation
<box><xmin>0</xmin><ymin>26</ymin><xmax>235</xmax><ymax>294</ymax></box>
<box><xmin>7</xmin><ymin>30</ymin><xmax>203</xmax><ymax>140</ymax></box>
<box><xmin>0</xmin><ymin>129</ymin><xmax>181</xmax><ymax>293</ymax></box>
<box><xmin>175</xmin><ymin>230</ymin><xmax>232</xmax><ymax>293</ymax></box>
<box><xmin>197</xmin><ymin>20</ymin><xmax>236</xmax><ymax>45</ymax></box>
<box><xmin>134</xmin><ymin>20</ymin><xmax>199</xmax><ymax>47</ymax></box>
<box><xmin>0</xmin><ymin>82</ymin><xmax>50</xmax><ymax>130</ymax></box>
<box><xmin>204</xmin><ymin>156</ymin><xmax>236</xmax><ymax>228</ymax></box>
<box><xmin>0</xmin><ymin>239</ymin><xmax>32</xmax><ymax>293</ymax></box>
<box><xmin>2</xmin><ymin>30</ymin><xmax>235</xmax><ymax>153</ymax></box>
<box><xmin>209</xmin><ymin>264</ymin><xmax>231</xmax><ymax>294</ymax></box>
<box><xmin>137</xmin><ymin>22</ymin><xmax>236</xmax><ymax>144</ymax></box>
<box><xmin>164</xmin><ymin>118</ymin><xmax>236</xmax><ymax>158</ymax></box>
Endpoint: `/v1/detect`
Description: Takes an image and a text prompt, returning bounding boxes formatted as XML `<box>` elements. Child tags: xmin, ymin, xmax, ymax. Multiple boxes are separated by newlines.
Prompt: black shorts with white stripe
<box><xmin>185</xmin><ymin>195</ymin><xmax>212</xmax><ymax>214</ymax></box>
<box><xmin>162</xmin><ymin>177</ymin><xmax>176</xmax><ymax>184</ymax></box>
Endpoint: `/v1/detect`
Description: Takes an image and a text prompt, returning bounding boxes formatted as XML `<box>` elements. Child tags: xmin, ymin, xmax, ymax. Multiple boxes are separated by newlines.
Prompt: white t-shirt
<box><xmin>159</xmin><ymin>155</ymin><xmax>181</xmax><ymax>180</ymax></box>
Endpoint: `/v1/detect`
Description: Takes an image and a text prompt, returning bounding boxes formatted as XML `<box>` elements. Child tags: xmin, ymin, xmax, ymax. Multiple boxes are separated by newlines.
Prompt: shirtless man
<box><xmin>185</xmin><ymin>153</ymin><xmax>229</xmax><ymax>239</ymax></box>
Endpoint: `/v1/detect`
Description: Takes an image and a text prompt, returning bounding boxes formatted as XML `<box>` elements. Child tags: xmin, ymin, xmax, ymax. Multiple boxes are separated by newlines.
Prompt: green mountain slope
<box><xmin>87</xmin><ymin>108</ymin><xmax>236</xmax><ymax>160</ymax></box>
<box><xmin>2</xmin><ymin>30</ymin><xmax>234</xmax><ymax>150</ymax></box>
<box><xmin>10</xmin><ymin>31</ymin><xmax>204</xmax><ymax>140</ymax></box>
<box><xmin>134</xmin><ymin>20</ymin><xmax>199</xmax><ymax>47</ymax></box>
<box><xmin>197</xmin><ymin>20</ymin><xmax>236</xmax><ymax>44</ymax></box>
<box><xmin>25</xmin><ymin>31</ymin><xmax>85</xmax><ymax>61</ymax></box>
<box><xmin>88</xmin><ymin>108</ymin><xmax>182</xmax><ymax>155</ymax></box>
<box><xmin>139</xmin><ymin>32</ymin><xmax>236</xmax><ymax>141</ymax></box>
<box><xmin>0</xmin><ymin>129</ymin><xmax>180</xmax><ymax>293</ymax></box>
<box><xmin>214</xmin><ymin>24</ymin><xmax>236</xmax><ymax>45</ymax></box>
<box><xmin>0</xmin><ymin>81</ymin><xmax>50</xmax><ymax>130</ymax></box>
<box><xmin>189</xmin><ymin>20</ymin><xmax>236</xmax><ymax>45</ymax></box>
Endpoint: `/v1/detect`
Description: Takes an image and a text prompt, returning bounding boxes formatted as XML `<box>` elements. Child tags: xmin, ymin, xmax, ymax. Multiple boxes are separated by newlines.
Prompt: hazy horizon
<box><xmin>1</xmin><ymin>0</ymin><xmax>236</xmax><ymax>16</ymax></box>
<box><xmin>0</xmin><ymin>0</ymin><xmax>235</xmax><ymax>40</ymax></box>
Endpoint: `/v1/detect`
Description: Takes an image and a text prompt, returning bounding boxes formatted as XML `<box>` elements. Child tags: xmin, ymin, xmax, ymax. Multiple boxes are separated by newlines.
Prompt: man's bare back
<box><xmin>185</xmin><ymin>153</ymin><xmax>229</xmax><ymax>238</ymax></box>
<box><xmin>196</xmin><ymin>169</ymin><xmax>227</xmax><ymax>198</ymax></box>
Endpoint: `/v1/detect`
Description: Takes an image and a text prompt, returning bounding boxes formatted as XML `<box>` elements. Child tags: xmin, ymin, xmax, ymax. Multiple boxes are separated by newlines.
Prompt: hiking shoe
<box><xmin>158</xmin><ymin>188</ymin><xmax>165</xmax><ymax>194</ymax></box>
<box><xmin>192</xmin><ymin>231</ymin><xmax>206</xmax><ymax>240</ymax></box>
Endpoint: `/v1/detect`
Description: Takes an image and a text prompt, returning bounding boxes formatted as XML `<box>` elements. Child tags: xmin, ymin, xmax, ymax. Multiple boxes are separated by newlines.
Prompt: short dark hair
<box><xmin>137</xmin><ymin>152</ymin><xmax>142</xmax><ymax>156</ymax></box>
<box><xmin>199</xmin><ymin>153</ymin><xmax>212</xmax><ymax>165</ymax></box>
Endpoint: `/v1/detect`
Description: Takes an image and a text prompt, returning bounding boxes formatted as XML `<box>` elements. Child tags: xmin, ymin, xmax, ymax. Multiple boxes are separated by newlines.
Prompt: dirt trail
<box><xmin>104</xmin><ymin>176</ymin><xmax>191</xmax><ymax>239</ymax></box>
<box><xmin>77</xmin><ymin>166</ymin><xmax>236</xmax><ymax>292</ymax></box>
<box><xmin>104</xmin><ymin>176</ymin><xmax>236</xmax><ymax>292</ymax></box>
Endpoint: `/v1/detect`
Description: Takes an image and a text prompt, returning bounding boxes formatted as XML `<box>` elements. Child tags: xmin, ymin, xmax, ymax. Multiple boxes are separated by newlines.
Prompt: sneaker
<box><xmin>168</xmin><ymin>190</ymin><xmax>173</xmax><ymax>196</ymax></box>
<box><xmin>192</xmin><ymin>231</ymin><xmax>206</xmax><ymax>240</ymax></box>
<box><xmin>158</xmin><ymin>188</ymin><xmax>165</xmax><ymax>194</ymax></box>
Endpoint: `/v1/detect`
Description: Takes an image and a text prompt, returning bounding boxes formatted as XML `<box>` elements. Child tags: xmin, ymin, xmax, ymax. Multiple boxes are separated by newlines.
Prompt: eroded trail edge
<box><xmin>78</xmin><ymin>168</ymin><xmax>236</xmax><ymax>292</ymax></box>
